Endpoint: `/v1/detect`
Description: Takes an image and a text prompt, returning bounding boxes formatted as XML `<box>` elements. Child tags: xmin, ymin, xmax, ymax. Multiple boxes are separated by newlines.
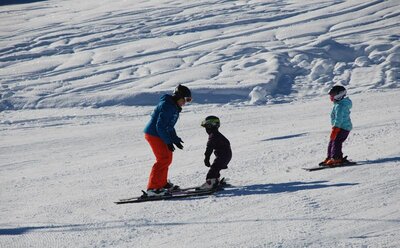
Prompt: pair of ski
<box><xmin>115</xmin><ymin>178</ymin><xmax>228</xmax><ymax>204</ymax></box>
<box><xmin>303</xmin><ymin>156</ymin><xmax>357</xmax><ymax>171</ymax></box>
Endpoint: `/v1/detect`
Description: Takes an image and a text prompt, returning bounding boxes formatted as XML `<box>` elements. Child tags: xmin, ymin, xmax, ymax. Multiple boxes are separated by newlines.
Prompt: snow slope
<box><xmin>1</xmin><ymin>0</ymin><xmax>399</xmax><ymax>109</ymax></box>
<box><xmin>1</xmin><ymin>91</ymin><xmax>399</xmax><ymax>247</ymax></box>
<box><xmin>1</xmin><ymin>0</ymin><xmax>399</xmax><ymax>247</ymax></box>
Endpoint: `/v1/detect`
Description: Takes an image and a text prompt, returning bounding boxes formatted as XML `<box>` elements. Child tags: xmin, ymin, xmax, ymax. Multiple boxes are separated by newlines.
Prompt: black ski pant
<box><xmin>206</xmin><ymin>158</ymin><xmax>229</xmax><ymax>179</ymax></box>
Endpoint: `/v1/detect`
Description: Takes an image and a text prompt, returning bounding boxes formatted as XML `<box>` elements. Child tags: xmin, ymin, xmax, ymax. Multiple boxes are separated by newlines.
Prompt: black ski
<box><xmin>303</xmin><ymin>160</ymin><xmax>357</xmax><ymax>171</ymax></box>
<box><xmin>115</xmin><ymin>178</ymin><xmax>229</xmax><ymax>204</ymax></box>
<box><xmin>176</xmin><ymin>177</ymin><xmax>230</xmax><ymax>192</ymax></box>
<box><xmin>115</xmin><ymin>189</ymin><xmax>218</xmax><ymax>204</ymax></box>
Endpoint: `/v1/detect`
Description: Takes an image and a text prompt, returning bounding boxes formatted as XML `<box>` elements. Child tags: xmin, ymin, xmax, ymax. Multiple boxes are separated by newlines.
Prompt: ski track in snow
<box><xmin>0</xmin><ymin>0</ymin><xmax>400</xmax><ymax>247</ymax></box>
<box><xmin>1</xmin><ymin>0</ymin><xmax>399</xmax><ymax>109</ymax></box>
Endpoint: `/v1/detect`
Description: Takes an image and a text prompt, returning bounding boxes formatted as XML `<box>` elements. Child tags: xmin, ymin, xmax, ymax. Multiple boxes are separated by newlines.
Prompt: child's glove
<box><xmin>204</xmin><ymin>158</ymin><xmax>211</xmax><ymax>167</ymax></box>
<box><xmin>167</xmin><ymin>144</ymin><xmax>175</xmax><ymax>152</ymax></box>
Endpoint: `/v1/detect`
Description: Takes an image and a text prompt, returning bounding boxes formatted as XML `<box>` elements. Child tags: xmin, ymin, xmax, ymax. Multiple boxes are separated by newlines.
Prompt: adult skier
<box><xmin>144</xmin><ymin>84</ymin><xmax>192</xmax><ymax>196</ymax></box>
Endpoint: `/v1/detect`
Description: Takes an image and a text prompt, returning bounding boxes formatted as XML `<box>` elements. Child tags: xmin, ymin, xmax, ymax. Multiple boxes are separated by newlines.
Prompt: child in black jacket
<box><xmin>199</xmin><ymin>116</ymin><xmax>232</xmax><ymax>190</ymax></box>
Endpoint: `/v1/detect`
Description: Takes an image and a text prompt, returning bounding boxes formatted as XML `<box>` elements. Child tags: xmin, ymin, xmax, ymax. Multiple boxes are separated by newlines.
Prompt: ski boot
<box><xmin>145</xmin><ymin>188</ymin><xmax>170</xmax><ymax>197</ymax></box>
<box><xmin>325</xmin><ymin>156</ymin><xmax>351</xmax><ymax>167</ymax></box>
<box><xmin>319</xmin><ymin>157</ymin><xmax>330</xmax><ymax>166</ymax></box>
<box><xmin>197</xmin><ymin>178</ymin><xmax>219</xmax><ymax>190</ymax></box>
<box><xmin>163</xmin><ymin>180</ymin><xmax>181</xmax><ymax>192</ymax></box>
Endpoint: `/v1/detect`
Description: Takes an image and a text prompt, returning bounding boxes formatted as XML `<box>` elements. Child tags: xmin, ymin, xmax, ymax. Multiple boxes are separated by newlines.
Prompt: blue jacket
<box><xmin>144</xmin><ymin>94</ymin><xmax>181</xmax><ymax>144</ymax></box>
<box><xmin>331</xmin><ymin>97</ymin><xmax>352</xmax><ymax>131</ymax></box>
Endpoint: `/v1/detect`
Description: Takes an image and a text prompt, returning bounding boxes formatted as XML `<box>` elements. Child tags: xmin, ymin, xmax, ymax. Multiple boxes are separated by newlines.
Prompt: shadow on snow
<box><xmin>0</xmin><ymin>181</ymin><xmax>359</xmax><ymax>236</ymax></box>
<box><xmin>0</xmin><ymin>181</ymin><xmax>358</xmax><ymax>235</ymax></box>
<box><xmin>0</xmin><ymin>0</ymin><xmax>46</xmax><ymax>6</ymax></box>
<box><xmin>261</xmin><ymin>132</ymin><xmax>308</xmax><ymax>141</ymax></box>
<box><xmin>218</xmin><ymin>180</ymin><xmax>358</xmax><ymax>197</ymax></box>
<box><xmin>2</xmin><ymin>157</ymin><xmax>398</xmax><ymax>236</ymax></box>
<box><xmin>1</xmin><ymin>214</ymin><xmax>399</xmax><ymax>236</ymax></box>
<box><xmin>360</xmin><ymin>156</ymin><xmax>400</xmax><ymax>165</ymax></box>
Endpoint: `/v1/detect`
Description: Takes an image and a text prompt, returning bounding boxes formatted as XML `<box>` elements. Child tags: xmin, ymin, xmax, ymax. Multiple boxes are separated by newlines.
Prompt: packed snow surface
<box><xmin>0</xmin><ymin>0</ymin><xmax>399</xmax><ymax>247</ymax></box>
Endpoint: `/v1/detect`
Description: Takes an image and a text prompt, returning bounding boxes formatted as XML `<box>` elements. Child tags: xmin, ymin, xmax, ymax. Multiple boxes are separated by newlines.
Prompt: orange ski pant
<box><xmin>145</xmin><ymin>134</ymin><xmax>173</xmax><ymax>190</ymax></box>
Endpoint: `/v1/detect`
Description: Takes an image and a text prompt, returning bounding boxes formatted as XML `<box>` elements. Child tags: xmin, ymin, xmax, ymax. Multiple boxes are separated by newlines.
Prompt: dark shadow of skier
<box><xmin>217</xmin><ymin>180</ymin><xmax>358</xmax><ymax>197</ymax></box>
<box><xmin>0</xmin><ymin>0</ymin><xmax>46</xmax><ymax>6</ymax></box>
<box><xmin>360</xmin><ymin>156</ymin><xmax>400</xmax><ymax>165</ymax></box>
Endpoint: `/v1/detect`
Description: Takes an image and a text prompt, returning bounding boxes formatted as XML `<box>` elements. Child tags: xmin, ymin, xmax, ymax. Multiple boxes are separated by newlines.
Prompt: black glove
<box><xmin>204</xmin><ymin>158</ymin><xmax>211</xmax><ymax>167</ymax></box>
<box><xmin>174</xmin><ymin>137</ymin><xmax>184</xmax><ymax>150</ymax></box>
<box><xmin>167</xmin><ymin>143</ymin><xmax>175</xmax><ymax>152</ymax></box>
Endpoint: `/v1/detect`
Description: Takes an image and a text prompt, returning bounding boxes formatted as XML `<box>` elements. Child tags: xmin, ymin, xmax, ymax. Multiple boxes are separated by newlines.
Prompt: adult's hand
<box><xmin>174</xmin><ymin>137</ymin><xmax>184</xmax><ymax>149</ymax></box>
<box><xmin>167</xmin><ymin>143</ymin><xmax>175</xmax><ymax>152</ymax></box>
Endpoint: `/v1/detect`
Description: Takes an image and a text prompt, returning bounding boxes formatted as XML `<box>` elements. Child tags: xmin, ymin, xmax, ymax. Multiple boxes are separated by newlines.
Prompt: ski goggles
<box><xmin>184</xmin><ymin>97</ymin><xmax>192</xmax><ymax>103</ymax></box>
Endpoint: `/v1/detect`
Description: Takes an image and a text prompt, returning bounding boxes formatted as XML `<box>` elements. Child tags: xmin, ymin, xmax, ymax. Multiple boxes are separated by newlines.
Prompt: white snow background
<box><xmin>1</xmin><ymin>0</ymin><xmax>399</xmax><ymax>247</ymax></box>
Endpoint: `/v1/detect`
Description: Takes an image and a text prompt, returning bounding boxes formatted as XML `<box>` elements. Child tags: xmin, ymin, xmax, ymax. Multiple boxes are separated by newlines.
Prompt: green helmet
<box><xmin>201</xmin><ymin>116</ymin><xmax>220</xmax><ymax>129</ymax></box>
